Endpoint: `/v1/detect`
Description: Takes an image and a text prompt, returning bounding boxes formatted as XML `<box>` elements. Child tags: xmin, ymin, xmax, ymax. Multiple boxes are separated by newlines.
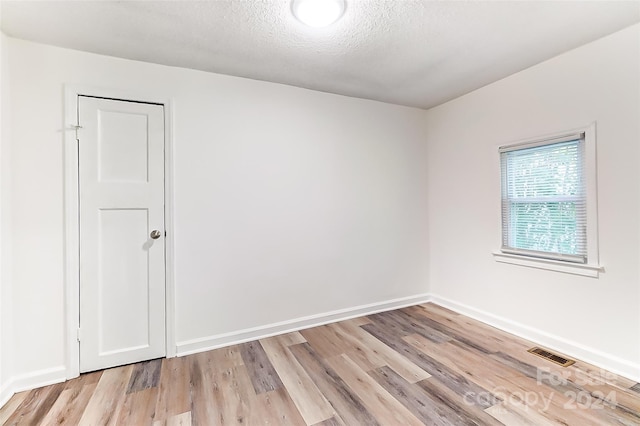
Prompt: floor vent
<box><xmin>528</xmin><ymin>347</ymin><xmax>575</xmax><ymax>367</ymax></box>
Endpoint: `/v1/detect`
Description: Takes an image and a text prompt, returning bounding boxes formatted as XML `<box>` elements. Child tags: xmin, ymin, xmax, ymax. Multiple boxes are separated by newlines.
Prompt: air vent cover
<box><xmin>528</xmin><ymin>347</ymin><xmax>575</xmax><ymax>367</ymax></box>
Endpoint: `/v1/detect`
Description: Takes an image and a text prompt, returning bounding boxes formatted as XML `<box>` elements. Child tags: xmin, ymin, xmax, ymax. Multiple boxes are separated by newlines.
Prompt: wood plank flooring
<box><xmin>2</xmin><ymin>303</ymin><xmax>639</xmax><ymax>425</ymax></box>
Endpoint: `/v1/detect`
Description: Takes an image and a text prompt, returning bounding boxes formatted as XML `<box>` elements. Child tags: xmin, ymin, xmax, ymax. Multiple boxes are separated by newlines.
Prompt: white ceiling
<box><xmin>1</xmin><ymin>0</ymin><xmax>639</xmax><ymax>109</ymax></box>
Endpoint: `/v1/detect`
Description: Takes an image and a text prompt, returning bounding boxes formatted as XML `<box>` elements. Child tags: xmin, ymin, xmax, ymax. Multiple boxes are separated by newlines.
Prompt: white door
<box><xmin>78</xmin><ymin>96</ymin><xmax>166</xmax><ymax>373</ymax></box>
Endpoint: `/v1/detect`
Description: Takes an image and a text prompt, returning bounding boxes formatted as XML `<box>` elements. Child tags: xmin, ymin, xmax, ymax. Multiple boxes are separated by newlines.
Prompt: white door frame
<box><xmin>63</xmin><ymin>85</ymin><xmax>176</xmax><ymax>379</ymax></box>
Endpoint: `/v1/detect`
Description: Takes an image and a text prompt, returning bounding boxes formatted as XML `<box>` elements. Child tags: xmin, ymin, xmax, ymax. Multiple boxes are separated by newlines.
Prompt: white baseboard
<box><xmin>0</xmin><ymin>365</ymin><xmax>66</xmax><ymax>409</ymax></box>
<box><xmin>0</xmin><ymin>377</ymin><xmax>15</xmax><ymax>409</ymax></box>
<box><xmin>429</xmin><ymin>294</ymin><xmax>640</xmax><ymax>383</ymax></box>
<box><xmin>10</xmin><ymin>365</ymin><xmax>67</xmax><ymax>393</ymax></box>
<box><xmin>176</xmin><ymin>293</ymin><xmax>432</xmax><ymax>356</ymax></box>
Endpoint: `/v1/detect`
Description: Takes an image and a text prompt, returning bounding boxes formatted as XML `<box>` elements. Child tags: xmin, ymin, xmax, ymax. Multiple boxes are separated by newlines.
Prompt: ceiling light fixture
<box><xmin>292</xmin><ymin>0</ymin><xmax>345</xmax><ymax>28</ymax></box>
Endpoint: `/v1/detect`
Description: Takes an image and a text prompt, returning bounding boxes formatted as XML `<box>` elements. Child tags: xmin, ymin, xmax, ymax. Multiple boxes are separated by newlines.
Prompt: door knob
<box><xmin>150</xmin><ymin>230</ymin><xmax>162</xmax><ymax>240</ymax></box>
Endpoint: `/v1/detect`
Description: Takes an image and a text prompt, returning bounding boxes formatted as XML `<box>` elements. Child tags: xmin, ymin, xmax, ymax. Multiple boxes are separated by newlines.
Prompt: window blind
<box><xmin>500</xmin><ymin>134</ymin><xmax>586</xmax><ymax>263</ymax></box>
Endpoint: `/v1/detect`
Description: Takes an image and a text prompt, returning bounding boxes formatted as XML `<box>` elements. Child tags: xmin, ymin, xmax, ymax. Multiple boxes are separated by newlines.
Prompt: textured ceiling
<box><xmin>1</xmin><ymin>0</ymin><xmax>639</xmax><ymax>109</ymax></box>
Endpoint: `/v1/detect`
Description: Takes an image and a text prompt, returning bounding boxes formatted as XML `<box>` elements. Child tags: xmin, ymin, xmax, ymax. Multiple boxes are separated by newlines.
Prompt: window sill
<box><xmin>492</xmin><ymin>251</ymin><xmax>603</xmax><ymax>278</ymax></box>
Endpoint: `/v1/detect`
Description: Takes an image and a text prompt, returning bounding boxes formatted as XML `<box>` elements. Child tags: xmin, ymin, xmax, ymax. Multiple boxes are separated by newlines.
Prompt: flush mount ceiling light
<box><xmin>292</xmin><ymin>0</ymin><xmax>345</xmax><ymax>28</ymax></box>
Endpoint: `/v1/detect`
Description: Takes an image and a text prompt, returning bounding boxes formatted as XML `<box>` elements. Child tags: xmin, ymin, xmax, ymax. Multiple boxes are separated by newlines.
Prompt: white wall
<box><xmin>0</xmin><ymin>31</ymin><xmax>4</xmax><ymax>400</ymax></box>
<box><xmin>0</xmin><ymin>30</ymin><xmax>12</xmax><ymax>405</ymax></box>
<box><xmin>3</xmin><ymin>37</ymin><xmax>429</xmax><ymax>383</ymax></box>
<box><xmin>425</xmin><ymin>24</ymin><xmax>640</xmax><ymax>379</ymax></box>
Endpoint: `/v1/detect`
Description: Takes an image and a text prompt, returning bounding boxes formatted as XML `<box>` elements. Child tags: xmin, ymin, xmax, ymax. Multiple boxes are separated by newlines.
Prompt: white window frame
<box><xmin>493</xmin><ymin>124</ymin><xmax>602</xmax><ymax>277</ymax></box>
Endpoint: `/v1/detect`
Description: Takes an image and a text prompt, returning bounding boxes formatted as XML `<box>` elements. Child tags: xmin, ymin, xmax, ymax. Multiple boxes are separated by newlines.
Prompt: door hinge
<box><xmin>77</xmin><ymin>328</ymin><xmax>81</xmax><ymax>342</ymax></box>
<box><xmin>71</xmin><ymin>124</ymin><xmax>82</xmax><ymax>140</ymax></box>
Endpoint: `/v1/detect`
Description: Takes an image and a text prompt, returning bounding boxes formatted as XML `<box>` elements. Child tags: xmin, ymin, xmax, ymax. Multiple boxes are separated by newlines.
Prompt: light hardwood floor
<box><xmin>1</xmin><ymin>303</ymin><xmax>639</xmax><ymax>425</ymax></box>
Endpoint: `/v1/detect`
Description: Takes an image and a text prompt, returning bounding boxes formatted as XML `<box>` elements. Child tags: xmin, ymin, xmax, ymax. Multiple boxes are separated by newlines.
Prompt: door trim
<box><xmin>63</xmin><ymin>85</ymin><xmax>176</xmax><ymax>379</ymax></box>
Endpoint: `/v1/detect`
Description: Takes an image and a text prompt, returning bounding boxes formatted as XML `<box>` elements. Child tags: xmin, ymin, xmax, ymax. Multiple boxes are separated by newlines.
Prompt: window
<box><xmin>501</xmin><ymin>135</ymin><xmax>585</xmax><ymax>262</ymax></box>
<box><xmin>494</xmin><ymin>125</ymin><xmax>601</xmax><ymax>277</ymax></box>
